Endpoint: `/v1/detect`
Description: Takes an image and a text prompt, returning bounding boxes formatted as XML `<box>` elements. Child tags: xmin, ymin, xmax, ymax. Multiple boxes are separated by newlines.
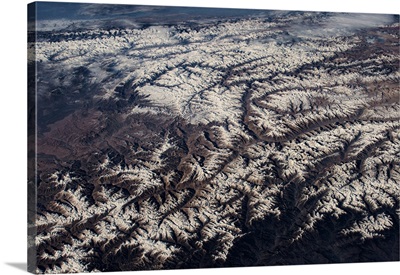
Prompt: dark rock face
<box><xmin>28</xmin><ymin>3</ymin><xmax>399</xmax><ymax>273</ymax></box>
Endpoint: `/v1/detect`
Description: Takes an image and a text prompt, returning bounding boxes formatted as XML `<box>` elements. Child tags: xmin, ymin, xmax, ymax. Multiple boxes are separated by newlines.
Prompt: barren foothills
<box><xmin>28</xmin><ymin>5</ymin><xmax>399</xmax><ymax>273</ymax></box>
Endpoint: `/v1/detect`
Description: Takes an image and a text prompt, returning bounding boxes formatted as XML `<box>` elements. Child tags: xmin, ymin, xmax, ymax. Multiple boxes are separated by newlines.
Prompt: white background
<box><xmin>0</xmin><ymin>0</ymin><xmax>398</xmax><ymax>274</ymax></box>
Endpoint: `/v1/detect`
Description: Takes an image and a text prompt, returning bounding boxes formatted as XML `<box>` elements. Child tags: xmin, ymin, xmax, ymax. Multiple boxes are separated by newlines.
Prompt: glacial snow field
<box><xmin>28</xmin><ymin>3</ymin><xmax>399</xmax><ymax>273</ymax></box>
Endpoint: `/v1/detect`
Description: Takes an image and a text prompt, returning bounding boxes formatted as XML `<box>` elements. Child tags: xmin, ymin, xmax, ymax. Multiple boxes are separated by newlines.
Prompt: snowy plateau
<box><xmin>28</xmin><ymin>4</ymin><xmax>399</xmax><ymax>273</ymax></box>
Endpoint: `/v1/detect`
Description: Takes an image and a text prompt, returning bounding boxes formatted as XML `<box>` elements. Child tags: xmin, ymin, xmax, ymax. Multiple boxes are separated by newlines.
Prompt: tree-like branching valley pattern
<box><xmin>28</xmin><ymin>5</ymin><xmax>399</xmax><ymax>273</ymax></box>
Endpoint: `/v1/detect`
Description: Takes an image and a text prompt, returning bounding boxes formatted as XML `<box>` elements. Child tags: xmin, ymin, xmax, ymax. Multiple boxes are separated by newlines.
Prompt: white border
<box><xmin>0</xmin><ymin>1</ymin><xmax>398</xmax><ymax>275</ymax></box>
